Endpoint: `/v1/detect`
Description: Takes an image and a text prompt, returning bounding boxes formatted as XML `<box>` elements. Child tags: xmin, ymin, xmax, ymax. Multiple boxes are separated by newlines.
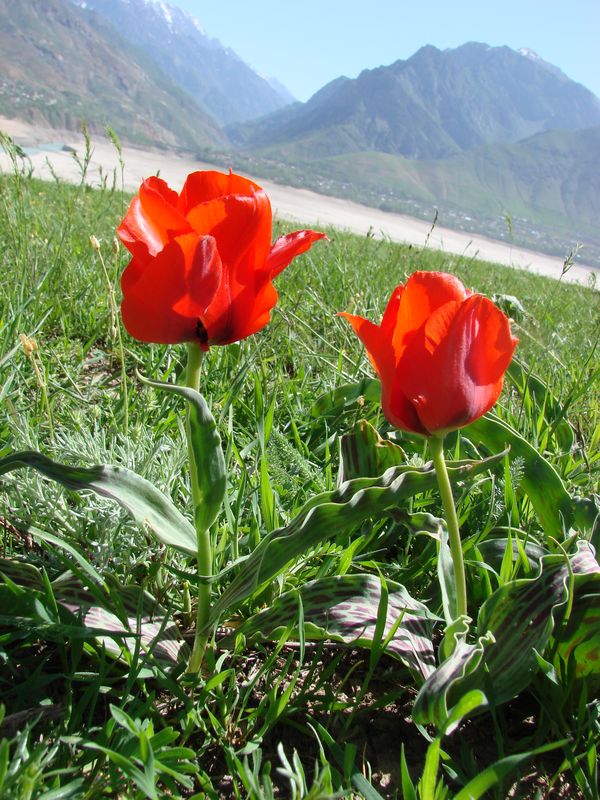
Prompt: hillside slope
<box><xmin>0</xmin><ymin>0</ymin><xmax>226</xmax><ymax>151</ymax></box>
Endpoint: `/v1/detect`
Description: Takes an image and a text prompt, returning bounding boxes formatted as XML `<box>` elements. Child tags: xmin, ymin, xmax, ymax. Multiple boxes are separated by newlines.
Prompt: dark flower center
<box><xmin>195</xmin><ymin>319</ymin><xmax>209</xmax><ymax>345</ymax></box>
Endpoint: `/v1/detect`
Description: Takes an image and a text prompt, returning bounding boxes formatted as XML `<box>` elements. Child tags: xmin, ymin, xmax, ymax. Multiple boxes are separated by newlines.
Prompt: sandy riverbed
<box><xmin>1</xmin><ymin>116</ymin><xmax>597</xmax><ymax>287</ymax></box>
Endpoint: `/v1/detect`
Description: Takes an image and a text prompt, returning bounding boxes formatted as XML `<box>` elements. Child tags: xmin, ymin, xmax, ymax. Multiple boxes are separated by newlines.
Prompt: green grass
<box><xmin>1</xmin><ymin>140</ymin><xmax>599</xmax><ymax>799</ymax></box>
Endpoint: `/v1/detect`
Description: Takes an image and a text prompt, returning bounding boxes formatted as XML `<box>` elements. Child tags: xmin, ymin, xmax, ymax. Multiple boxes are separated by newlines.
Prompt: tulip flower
<box><xmin>340</xmin><ymin>271</ymin><xmax>518</xmax><ymax>437</ymax></box>
<box><xmin>116</xmin><ymin>169</ymin><xmax>325</xmax><ymax>673</ymax></box>
<box><xmin>341</xmin><ymin>271</ymin><xmax>517</xmax><ymax>620</ymax></box>
<box><xmin>117</xmin><ymin>170</ymin><xmax>326</xmax><ymax>347</ymax></box>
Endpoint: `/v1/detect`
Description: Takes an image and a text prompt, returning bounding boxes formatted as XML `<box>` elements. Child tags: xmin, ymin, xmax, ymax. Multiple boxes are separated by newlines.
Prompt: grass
<box><xmin>0</xmin><ymin>138</ymin><xmax>599</xmax><ymax>799</ymax></box>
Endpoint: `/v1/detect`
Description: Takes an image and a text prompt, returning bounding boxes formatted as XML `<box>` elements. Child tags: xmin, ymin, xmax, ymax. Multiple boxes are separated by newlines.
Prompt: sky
<box><xmin>168</xmin><ymin>0</ymin><xmax>600</xmax><ymax>102</ymax></box>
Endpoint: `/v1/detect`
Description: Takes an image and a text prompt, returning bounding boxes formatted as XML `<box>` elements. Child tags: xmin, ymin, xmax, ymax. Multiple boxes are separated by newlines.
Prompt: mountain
<box><xmin>0</xmin><ymin>0</ymin><xmax>226</xmax><ymax>151</ymax></box>
<box><xmin>70</xmin><ymin>0</ymin><xmax>294</xmax><ymax>124</ymax></box>
<box><xmin>295</xmin><ymin>125</ymin><xmax>600</xmax><ymax>230</ymax></box>
<box><xmin>228</xmin><ymin>43</ymin><xmax>600</xmax><ymax>161</ymax></box>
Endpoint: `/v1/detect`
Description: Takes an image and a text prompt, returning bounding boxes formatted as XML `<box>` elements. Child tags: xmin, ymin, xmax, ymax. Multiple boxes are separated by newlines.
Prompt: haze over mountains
<box><xmin>70</xmin><ymin>0</ymin><xmax>293</xmax><ymax>124</ymax></box>
<box><xmin>1</xmin><ymin>0</ymin><xmax>599</xmax><ymax>263</ymax></box>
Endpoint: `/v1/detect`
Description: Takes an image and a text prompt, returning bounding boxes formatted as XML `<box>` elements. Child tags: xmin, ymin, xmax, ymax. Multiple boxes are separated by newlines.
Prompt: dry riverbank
<box><xmin>1</xmin><ymin>116</ymin><xmax>596</xmax><ymax>287</ymax></box>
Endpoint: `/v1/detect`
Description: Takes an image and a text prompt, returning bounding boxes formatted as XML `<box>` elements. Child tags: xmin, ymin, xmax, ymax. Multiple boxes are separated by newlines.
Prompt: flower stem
<box><xmin>429</xmin><ymin>436</ymin><xmax>468</xmax><ymax>620</ymax></box>
<box><xmin>185</xmin><ymin>343</ymin><xmax>211</xmax><ymax>674</ymax></box>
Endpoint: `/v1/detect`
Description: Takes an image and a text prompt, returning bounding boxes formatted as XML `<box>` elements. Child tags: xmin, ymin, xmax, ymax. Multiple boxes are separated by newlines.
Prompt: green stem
<box><xmin>429</xmin><ymin>436</ymin><xmax>468</xmax><ymax>620</ymax></box>
<box><xmin>185</xmin><ymin>343</ymin><xmax>211</xmax><ymax>674</ymax></box>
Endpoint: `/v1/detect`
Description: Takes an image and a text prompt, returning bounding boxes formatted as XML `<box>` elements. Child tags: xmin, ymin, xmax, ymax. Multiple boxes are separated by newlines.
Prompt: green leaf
<box><xmin>465</xmin><ymin>414</ymin><xmax>574</xmax><ymax>537</ymax></box>
<box><xmin>418</xmin><ymin>737</ymin><xmax>441</xmax><ymax>798</ymax></box>
<box><xmin>400</xmin><ymin>744</ymin><xmax>417</xmax><ymax>800</ymax></box>
<box><xmin>437</xmin><ymin>521</ymin><xmax>458</xmax><ymax>626</ymax></box>
<box><xmin>441</xmin><ymin>689</ymin><xmax>487</xmax><ymax>736</ymax></box>
<box><xmin>138</xmin><ymin>377</ymin><xmax>226</xmax><ymax>535</ymax></box>
<box><xmin>310</xmin><ymin>721</ymin><xmax>386</xmax><ymax>800</ymax></box>
<box><xmin>83</xmin><ymin>742</ymin><xmax>158</xmax><ymax>800</ymax></box>
<box><xmin>0</xmin><ymin>450</ymin><xmax>197</xmax><ymax>553</ymax></box>
<box><xmin>228</xmin><ymin>574</ymin><xmax>437</xmax><ymax>679</ymax></box>
<box><xmin>310</xmin><ymin>378</ymin><xmax>381</xmax><ymax>418</ymax></box>
<box><xmin>209</xmin><ymin>451</ymin><xmax>504</xmax><ymax>627</ymax></box>
<box><xmin>339</xmin><ymin>419</ymin><xmax>407</xmax><ymax>481</ymax></box>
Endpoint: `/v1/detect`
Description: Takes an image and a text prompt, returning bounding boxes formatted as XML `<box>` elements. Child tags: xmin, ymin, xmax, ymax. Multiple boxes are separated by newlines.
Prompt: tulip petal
<box><xmin>117</xmin><ymin>177</ymin><xmax>191</xmax><ymax>268</ymax></box>
<box><xmin>267</xmin><ymin>230</ymin><xmax>328</xmax><ymax>277</ymax></box>
<box><xmin>177</xmin><ymin>170</ymin><xmax>263</xmax><ymax>215</ymax></box>
<box><xmin>340</xmin><ymin>311</ymin><xmax>426</xmax><ymax>434</ymax></box>
<box><xmin>393</xmin><ymin>271</ymin><xmax>468</xmax><ymax>359</ymax></box>
<box><xmin>117</xmin><ymin>169</ymin><xmax>325</xmax><ymax>348</ymax></box>
<box><xmin>412</xmin><ymin>295</ymin><xmax>517</xmax><ymax>434</ymax></box>
<box><xmin>186</xmin><ymin>190</ymin><xmax>273</xmax><ymax>280</ymax></box>
<box><xmin>380</xmin><ymin>285</ymin><xmax>404</xmax><ymax>338</ymax></box>
<box><xmin>465</xmin><ymin>297</ymin><xmax>519</xmax><ymax>385</ymax></box>
<box><xmin>227</xmin><ymin>280</ymin><xmax>279</xmax><ymax>343</ymax></box>
<box><xmin>121</xmin><ymin>234</ymin><xmax>223</xmax><ymax>345</ymax></box>
<box><xmin>339</xmin><ymin>313</ymin><xmax>391</xmax><ymax>380</ymax></box>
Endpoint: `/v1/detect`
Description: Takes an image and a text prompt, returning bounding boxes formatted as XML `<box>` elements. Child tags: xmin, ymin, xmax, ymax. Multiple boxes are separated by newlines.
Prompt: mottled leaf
<box><xmin>0</xmin><ymin>557</ymin><xmax>188</xmax><ymax>667</ymax></box>
<box><xmin>554</xmin><ymin>570</ymin><xmax>600</xmax><ymax>675</ymax></box>
<box><xmin>228</xmin><ymin>574</ymin><xmax>437</xmax><ymax>679</ymax></box>
<box><xmin>339</xmin><ymin>419</ymin><xmax>407</xmax><ymax>482</ymax></box>
<box><xmin>414</xmin><ymin>540</ymin><xmax>599</xmax><ymax>729</ymax></box>
<box><xmin>54</xmin><ymin>572</ymin><xmax>189</xmax><ymax>667</ymax></box>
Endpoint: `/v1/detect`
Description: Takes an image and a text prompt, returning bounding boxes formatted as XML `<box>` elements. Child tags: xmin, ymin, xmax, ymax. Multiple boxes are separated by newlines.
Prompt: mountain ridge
<box><xmin>228</xmin><ymin>43</ymin><xmax>600</xmax><ymax>160</ymax></box>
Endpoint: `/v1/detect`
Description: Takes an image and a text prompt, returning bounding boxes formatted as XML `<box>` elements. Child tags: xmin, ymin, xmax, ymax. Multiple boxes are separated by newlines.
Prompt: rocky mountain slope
<box><xmin>0</xmin><ymin>0</ymin><xmax>226</xmax><ymax>151</ymax></box>
<box><xmin>71</xmin><ymin>0</ymin><xmax>294</xmax><ymax>124</ymax></box>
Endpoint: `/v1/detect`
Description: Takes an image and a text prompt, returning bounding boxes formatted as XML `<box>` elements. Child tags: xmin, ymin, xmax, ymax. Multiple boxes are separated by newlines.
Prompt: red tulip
<box><xmin>117</xmin><ymin>170</ymin><xmax>326</xmax><ymax>347</ymax></box>
<box><xmin>341</xmin><ymin>271</ymin><xmax>518</xmax><ymax>436</ymax></box>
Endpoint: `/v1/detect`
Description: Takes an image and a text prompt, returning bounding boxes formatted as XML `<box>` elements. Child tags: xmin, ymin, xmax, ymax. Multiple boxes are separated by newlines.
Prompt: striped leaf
<box><xmin>413</xmin><ymin>540</ymin><xmax>599</xmax><ymax>729</ymax></box>
<box><xmin>0</xmin><ymin>558</ymin><xmax>188</xmax><ymax>667</ymax></box>
<box><xmin>554</xmin><ymin>570</ymin><xmax>600</xmax><ymax>675</ymax></box>
<box><xmin>55</xmin><ymin>573</ymin><xmax>189</xmax><ymax>667</ymax></box>
<box><xmin>339</xmin><ymin>419</ymin><xmax>407</xmax><ymax>482</ymax></box>
<box><xmin>0</xmin><ymin>450</ymin><xmax>198</xmax><ymax>553</ymax></box>
<box><xmin>227</xmin><ymin>574</ymin><xmax>437</xmax><ymax>679</ymax></box>
<box><xmin>474</xmin><ymin>535</ymin><xmax>547</xmax><ymax>573</ymax></box>
<box><xmin>209</xmin><ymin>451</ymin><xmax>504</xmax><ymax>627</ymax></box>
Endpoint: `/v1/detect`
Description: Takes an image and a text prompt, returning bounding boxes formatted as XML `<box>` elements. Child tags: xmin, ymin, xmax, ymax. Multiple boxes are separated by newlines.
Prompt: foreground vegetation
<box><xmin>0</xmin><ymin>142</ymin><xmax>599</xmax><ymax>798</ymax></box>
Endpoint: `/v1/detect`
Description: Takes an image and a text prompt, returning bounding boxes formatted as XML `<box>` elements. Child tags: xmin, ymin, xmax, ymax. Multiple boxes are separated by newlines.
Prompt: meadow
<box><xmin>0</xmin><ymin>136</ymin><xmax>599</xmax><ymax>799</ymax></box>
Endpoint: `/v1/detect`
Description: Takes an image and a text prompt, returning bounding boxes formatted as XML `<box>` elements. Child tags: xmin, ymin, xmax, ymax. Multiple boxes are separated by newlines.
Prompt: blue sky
<box><xmin>169</xmin><ymin>0</ymin><xmax>600</xmax><ymax>102</ymax></box>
